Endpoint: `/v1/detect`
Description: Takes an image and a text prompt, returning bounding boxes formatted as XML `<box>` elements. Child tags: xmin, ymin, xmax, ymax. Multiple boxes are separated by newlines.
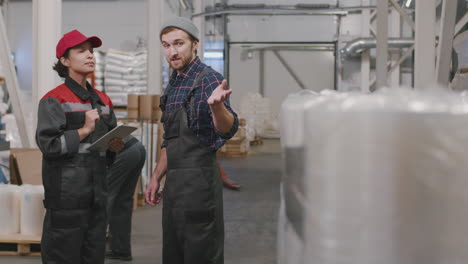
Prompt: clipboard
<box><xmin>87</xmin><ymin>125</ymin><xmax>137</xmax><ymax>152</ymax></box>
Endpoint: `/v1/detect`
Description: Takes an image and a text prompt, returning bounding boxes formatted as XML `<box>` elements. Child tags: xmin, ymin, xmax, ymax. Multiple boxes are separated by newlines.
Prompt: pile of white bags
<box><xmin>93</xmin><ymin>51</ymin><xmax>105</xmax><ymax>91</ymax></box>
<box><xmin>104</xmin><ymin>49</ymin><xmax>148</xmax><ymax>106</ymax></box>
<box><xmin>239</xmin><ymin>92</ymin><xmax>279</xmax><ymax>138</ymax></box>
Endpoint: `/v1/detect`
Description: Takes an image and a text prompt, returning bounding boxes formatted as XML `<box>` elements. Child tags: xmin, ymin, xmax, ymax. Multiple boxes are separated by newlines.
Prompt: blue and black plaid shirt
<box><xmin>162</xmin><ymin>57</ymin><xmax>239</xmax><ymax>151</ymax></box>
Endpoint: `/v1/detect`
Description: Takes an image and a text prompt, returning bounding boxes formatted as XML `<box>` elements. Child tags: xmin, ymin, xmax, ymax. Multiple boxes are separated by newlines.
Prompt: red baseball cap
<box><xmin>56</xmin><ymin>30</ymin><xmax>102</xmax><ymax>58</ymax></box>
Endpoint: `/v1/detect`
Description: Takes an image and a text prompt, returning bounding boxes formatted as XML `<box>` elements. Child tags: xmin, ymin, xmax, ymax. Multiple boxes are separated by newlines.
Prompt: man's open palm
<box><xmin>207</xmin><ymin>80</ymin><xmax>232</xmax><ymax>105</ymax></box>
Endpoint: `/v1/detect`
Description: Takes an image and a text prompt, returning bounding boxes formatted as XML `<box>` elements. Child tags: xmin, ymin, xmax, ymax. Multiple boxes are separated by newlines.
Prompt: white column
<box><xmin>0</xmin><ymin>7</ymin><xmax>31</xmax><ymax>147</ymax></box>
<box><xmin>435</xmin><ymin>0</ymin><xmax>457</xmax><ymax>86</ymax></box>
<box><xmin>147</xmin><ymin>0</ymin><xmax>163</xmax><ymax>94</ymax></box>
<box><xmin>376</xmin><ymin>0</ymin><xmax>389</xmax><ymax>89</ymax></box>
<box><xmin>192</xmin><ymin>0</ymin><xmax>205</xmax><ymax>60</ymax></box>
<box><xmin>32</xmin><ymin>0</ymin><xmax>62</xmax><ymax>144</ymax></box>
<box><xmin>361</xmin><ymin>0</ymin><xmax>371</xmax><ymax>93</ymax></box>
<box><xmin>414</xmin><ymin>0</ymin><xmax>436</xmax><ymax>90</ymax></box>
<box><xmin>389</xmin><ymin>6</ymin><xmax>401</xmax><ymax>87</ymax></box>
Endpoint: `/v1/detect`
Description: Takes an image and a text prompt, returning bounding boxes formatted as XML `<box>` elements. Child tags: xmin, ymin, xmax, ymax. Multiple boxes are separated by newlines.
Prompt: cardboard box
<box><xmin>127</xmin><ymin>94</ymin><xmax>139</xmax><ymax>119</ymax></box>
<box><xmin>9</xmin><ymin>148</ymin><xmax>42</xmax><ymax>185</ymax></box>
<box><xmin>138</xmin><ymin>95</ymin><xmax>153</xmax><ymax>119</ymax></box>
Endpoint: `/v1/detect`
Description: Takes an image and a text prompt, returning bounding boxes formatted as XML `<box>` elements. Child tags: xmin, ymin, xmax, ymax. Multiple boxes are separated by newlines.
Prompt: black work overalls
<box><xmin>160</xmin><ymin>68</ymin><xmax>224</xmax><ymax>264</ymax></box>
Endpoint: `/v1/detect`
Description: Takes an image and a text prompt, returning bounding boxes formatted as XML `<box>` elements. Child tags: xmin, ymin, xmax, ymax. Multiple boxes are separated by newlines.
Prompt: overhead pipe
<box><xmin>192</xmin><ymin>4</ymin><xmax>416</xmax><ymax>18</ymax></box>
<box><xmin>340</xmin><ymin>38</ymin><xmax>414</xmax><ymax>58</ymax></box>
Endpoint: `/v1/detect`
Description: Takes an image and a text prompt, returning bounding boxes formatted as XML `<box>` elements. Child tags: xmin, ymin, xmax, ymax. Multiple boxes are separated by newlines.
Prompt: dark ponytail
<box><xmin>52</xmin><ymin>50</ymin><xmax>70</xmax><ymax>78</ymax></box>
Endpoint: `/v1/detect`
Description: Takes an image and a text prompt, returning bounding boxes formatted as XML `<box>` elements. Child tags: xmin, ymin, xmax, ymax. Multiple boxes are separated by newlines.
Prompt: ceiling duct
<box><xmin>340</xmin><ymin>38</ymin><xmax>414</xmax><ymax>58</ymax></box>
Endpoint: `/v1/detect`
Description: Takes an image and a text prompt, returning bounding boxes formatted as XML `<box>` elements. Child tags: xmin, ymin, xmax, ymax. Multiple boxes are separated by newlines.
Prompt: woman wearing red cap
<box><xmin>36</xmin><ymin>29</ymin><xmax>124</xmax><ymax>264</ymax></box>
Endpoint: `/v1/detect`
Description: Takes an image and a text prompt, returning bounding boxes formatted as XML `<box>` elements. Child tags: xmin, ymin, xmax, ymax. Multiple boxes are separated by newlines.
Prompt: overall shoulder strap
<box><xmin>183</xmin><ymin>67</ymin><xmax>213</xmax><ymax>104</ymax></box>
<box><xmin>183</xmin><ymin>67</ymin><xmax>213</xmax><ymax>113</ymax></box>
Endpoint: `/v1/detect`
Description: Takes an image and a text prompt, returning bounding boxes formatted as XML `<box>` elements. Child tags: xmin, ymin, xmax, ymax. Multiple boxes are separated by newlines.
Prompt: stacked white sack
<box><xmin>20</xmin><ymin>185</ymin><xmax>45</xmax><ymax>235</ymax></box>
<box><xmin>94</xmin><ymin>51</ymin><xmax>105</xmax><ymax>91</ymax></box>
<box><xmin>239</xmin><ymin>93</ymin><xmax>276</xmax><ymax>138</ymax></box>
<box><xmin>0</xmin><ymin>184</ymin><xmax>20</xmax><ymax>234</ymax></box>
<box><xmin>278</xmin><ymin>90</ymin><xmax>318</xmax><ymax>264</ymax></box>
<box><xmin>104</xmin><ymin>49</ymin><xmax>148</xmax><ymax>106</ymax></box>
<box><xmin>300</xmin><ymin>88</ymin><xmax>468</xmax><ymax>264</ymax></box>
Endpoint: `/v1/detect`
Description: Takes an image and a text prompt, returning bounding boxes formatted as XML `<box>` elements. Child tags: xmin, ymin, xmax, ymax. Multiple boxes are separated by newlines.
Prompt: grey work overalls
<box><xmin>41</xmin><ymin>95</ymin><xmax>111</xmax><ymax>264</ymax></box>
<box><xmin>160</xmin><ymin>68</ymin><xmax>224</xmax><ymax>264</ymax></box>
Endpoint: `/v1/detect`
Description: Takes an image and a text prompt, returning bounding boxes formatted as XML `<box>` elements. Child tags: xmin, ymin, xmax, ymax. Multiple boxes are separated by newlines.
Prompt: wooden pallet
<box><xmin>250</xmin><ymin>137</ymin><xmax>263</xmax><ymax>146</ymax></box>
<box><xmin>0</xmin><ymin>233</ymin><xmax>41</xmax><ymax>256</ymax></box>
<box><xmin>221</xmin><ymin>152</ymin><xmax>249</xmax><ymax>158</ymax></box>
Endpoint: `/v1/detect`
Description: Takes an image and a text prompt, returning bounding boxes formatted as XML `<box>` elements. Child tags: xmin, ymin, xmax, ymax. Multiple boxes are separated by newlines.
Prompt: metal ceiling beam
<box><xmin>193</xmin><ymin>9</ymin><xmax>348</xmax><ymax>17</ymax></box>
<box><xmin>435</xmin><ymin>0</ymin><xmax>457</xmax><ymax>86</ymax></box>
<box><xmin>454</xmin><ymin>12</ymin><xmax>468</xmax><ymax>35</ymax></box>
<box><xmin>193</xmin><ymin>5</ymin><xmax>385</xmax><ymax>18</ymax></box>
<box><xmin>369</xmin><ymin>45</ymin><xmax>414</xmax><ymax>88</ymax></box>
<box><xmin>388</xmin><ymin>0</ymin><xmax>415</xmax><ymax>30</ymax></box>
<box><xmin>272</xmin><ymin>50</ymin><xmax>305</xmax><ymax>90</ymax></box>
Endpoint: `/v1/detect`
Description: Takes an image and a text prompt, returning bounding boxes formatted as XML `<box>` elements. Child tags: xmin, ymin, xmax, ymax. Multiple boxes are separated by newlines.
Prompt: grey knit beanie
<box><xmin>160</xmin><ymin>16</ymin><xmax>199</xmax><ymax>41</ymax></box>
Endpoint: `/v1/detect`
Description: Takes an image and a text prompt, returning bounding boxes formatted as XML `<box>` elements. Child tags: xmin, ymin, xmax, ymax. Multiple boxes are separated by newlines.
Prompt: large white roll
<box><xmin>20</xmin><ymin>185</ymin><xmax>45</xmax><ymax>236</ymax></box>
<box><xmin>0</xmin><ymin>184</ymin><xmax>20</xmax><ymax>234</ymax></box>
<box><xmin>300</xmin><ymin>88</ymin><xmax>468</xmax><ymax>264</ymax></box>
<box><xmin>278</xmin><ymin>90</ymin><xmax>318</xmax><ymax>264</ymax></box>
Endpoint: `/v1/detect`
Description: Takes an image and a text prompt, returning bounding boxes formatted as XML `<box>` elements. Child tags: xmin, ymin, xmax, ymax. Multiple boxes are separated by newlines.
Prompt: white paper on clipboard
<box><xmin>87</xmin><ymin>125</ymin><xmax>137</xmax><ymax>152</ymax></box>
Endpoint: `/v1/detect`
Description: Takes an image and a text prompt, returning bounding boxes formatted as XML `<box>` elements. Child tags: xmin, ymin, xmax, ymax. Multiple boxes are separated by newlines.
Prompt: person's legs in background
<box><xmin>106</xmin><ymin>135</ymin><xmax>146</xmax><ymax>260</ymax></box>
<box><xmin>220</xmin><ymin>165</ymin><xmax>241</xmax><ymax>190</ymax></box>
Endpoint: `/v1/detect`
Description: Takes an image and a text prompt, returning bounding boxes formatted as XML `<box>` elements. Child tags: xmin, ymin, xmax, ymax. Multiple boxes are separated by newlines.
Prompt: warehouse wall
<box><xmin>7</xmin><ymin>0</ymin><xmax>410</xmax><ymax>112</ymax></box>
<box><xmin>5</xmin><ymin>0</ymin><xmax>148</xmax><ymax>93</ymax></box>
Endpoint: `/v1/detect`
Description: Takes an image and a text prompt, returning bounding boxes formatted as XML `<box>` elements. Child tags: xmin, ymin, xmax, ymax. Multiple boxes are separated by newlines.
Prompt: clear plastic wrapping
<box><xmin>0</xmin><ymin>184</ymin><xmax>21</xmax><ymax>234</ymax></box>
<box><xmin>19</xmin><ymin>185</ymin><xmax>45</xmax><ymax>235</ymax></box>
<box><xmin>279</xmin><ymin>88</ymin><xmax>468</xmax><ymax>264</ymax></box>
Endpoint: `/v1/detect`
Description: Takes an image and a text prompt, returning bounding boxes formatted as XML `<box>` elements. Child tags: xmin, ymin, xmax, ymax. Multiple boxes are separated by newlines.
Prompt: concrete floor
<box><xmin>0</xmin><ymin>139</ymin><xmax>282</xmax><ymax>264</ymax></box>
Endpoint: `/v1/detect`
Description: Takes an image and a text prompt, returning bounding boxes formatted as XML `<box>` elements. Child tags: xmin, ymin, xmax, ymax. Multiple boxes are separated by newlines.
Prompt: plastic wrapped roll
<box><xmin>0</xmin><ymin>184</ymin><xmax>20</xmax><ymax>234</ymax></box>
<box><xmin>303</xmin><ymin>91</ymin><xmax>404</xmax><ymax>264</ymax></box>
<box><xmin>278</xmin><ymin>90</ymin><xmax>318</xmax><ymax>264</ymax></box>
<box><xmin>302</xmin><ymin>88</ymin><xmax>468</xmax><ymax>264</ymax></box>
<box><xmin>395</xmin><ymin>93</ymin><xmax>468</xmax><ymax>263</ymax></box>
<box><xmin>20</xmin><ymin>185</ymin><xmax>45</xmax><ymax>235</ymax></box>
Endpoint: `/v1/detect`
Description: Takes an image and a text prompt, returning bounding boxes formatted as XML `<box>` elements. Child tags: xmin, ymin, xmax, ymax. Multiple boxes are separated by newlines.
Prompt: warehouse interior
<box><xmin>0</xmin><ymin>0</ymin><xmax>467</xmax><ymax>263</ymax></box>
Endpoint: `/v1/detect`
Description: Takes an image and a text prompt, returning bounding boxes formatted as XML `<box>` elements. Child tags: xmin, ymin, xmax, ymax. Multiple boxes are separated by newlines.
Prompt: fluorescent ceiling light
<box><xmin>204</xmin><ymin>51</ymin><xmax>224</xmax><ymax>59</ymax></box>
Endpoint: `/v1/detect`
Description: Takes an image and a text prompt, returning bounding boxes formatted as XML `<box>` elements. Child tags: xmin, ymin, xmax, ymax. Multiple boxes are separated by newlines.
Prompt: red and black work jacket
<box><xmin>36</xmin><ymin>77</ymin><xmax>117</xmax><ymax>209</ymax></box>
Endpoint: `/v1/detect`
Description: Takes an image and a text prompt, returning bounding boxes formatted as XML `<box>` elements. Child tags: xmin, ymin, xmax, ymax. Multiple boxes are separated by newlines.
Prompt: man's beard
<box><xmin>169</xmin><ymin>54</ymin><xmax>195</xmax><ymax>71</ymax></box>
<box><xmin>170</xmin><ymin>58</ymin><xmax>185</xmax><ymax>70</ymax></box>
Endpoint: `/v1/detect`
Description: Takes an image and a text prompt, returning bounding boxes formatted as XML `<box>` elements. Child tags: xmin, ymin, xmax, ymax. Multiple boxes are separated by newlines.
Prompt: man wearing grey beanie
<box><xmin>145</xmin><ymin>16</ymin><xmax>239</xmax><ymax>264</ymax></box>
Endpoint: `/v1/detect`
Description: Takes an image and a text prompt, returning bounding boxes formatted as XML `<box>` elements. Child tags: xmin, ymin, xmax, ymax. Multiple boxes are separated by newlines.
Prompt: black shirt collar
<box><xmin>65</xmin><ymin>77</ymin><xmax>103</xmax><ymax>105</ymax></box>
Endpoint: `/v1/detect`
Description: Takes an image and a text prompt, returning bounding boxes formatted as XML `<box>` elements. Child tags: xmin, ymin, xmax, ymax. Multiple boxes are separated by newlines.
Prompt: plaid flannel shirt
<box><xmin>161</xmin><ymin>57</ymin><xmax>239</xmax><ymax>151</ymax></box>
